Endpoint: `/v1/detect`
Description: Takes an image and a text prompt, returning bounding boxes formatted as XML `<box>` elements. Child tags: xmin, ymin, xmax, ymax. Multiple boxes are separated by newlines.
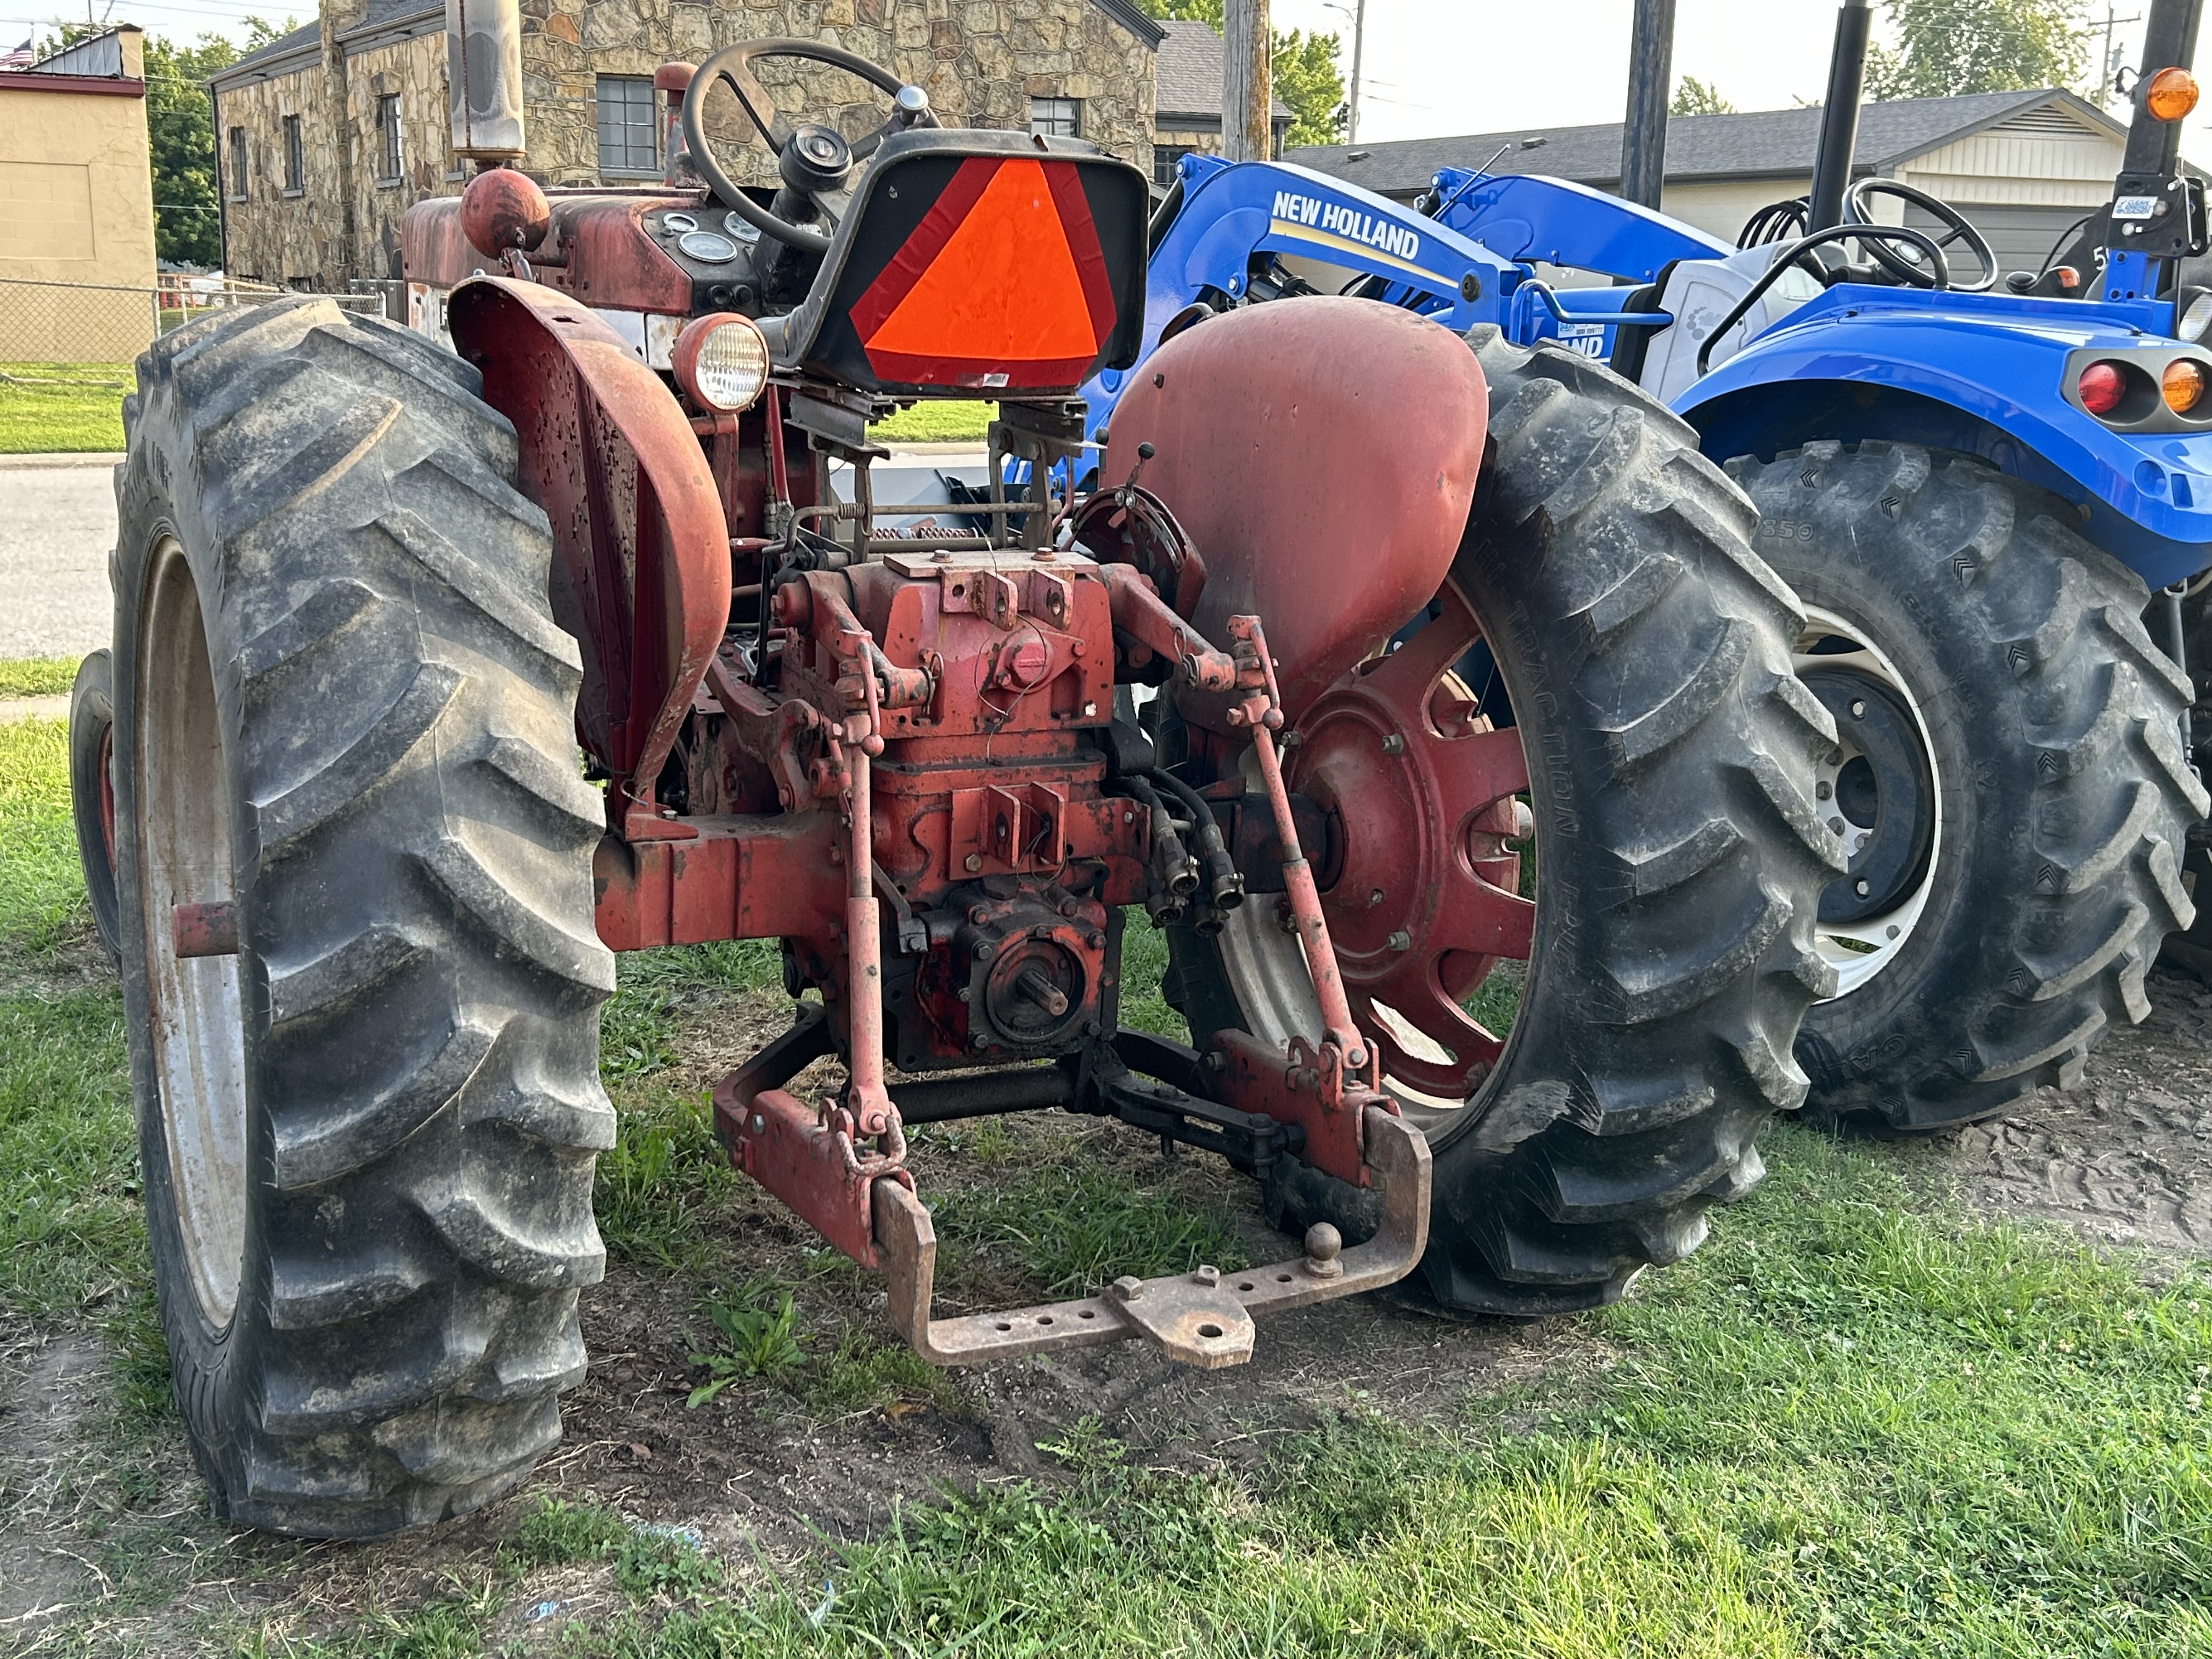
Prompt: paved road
<box><xmin>0</xmin><ymin>443</ymin><xmax>988</xmax><ymax>668</ymax></box>
<box><xmin>0</xmin><ymin>455</ymin><xmax>117</xmax><ymax>660</ymax></box>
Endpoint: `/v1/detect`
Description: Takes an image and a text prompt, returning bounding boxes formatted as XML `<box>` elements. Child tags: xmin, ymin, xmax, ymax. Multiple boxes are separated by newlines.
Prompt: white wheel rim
<box><xmin>1796</xmin><ymin>602</ymin><xmax>1942</xmax><ymax>999</ymax></box>
<box><xmin>137</xmin><ymin>536</ymin><xmax>249</xmax><ymax>1327</ymax></box>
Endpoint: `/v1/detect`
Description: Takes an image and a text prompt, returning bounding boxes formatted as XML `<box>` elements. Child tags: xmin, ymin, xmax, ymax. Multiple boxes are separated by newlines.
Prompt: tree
<box><xmin>1863</xmin><ymin>0</ymin><xmax>2087</xmax><ymax>101</ymax></box>
<box><xmin>1137</xmin><ymin>0</ymin><xmax>1347</xmax><ymax>149</ymax></box>
<box><xmin>1670</xmin><ymin>76</ymin><xmax>1736</xmax><ymax>116</ymax></box>
<box><xmin>1271</xmin><ymin>29</ymin><xmax>1346</xmax><ymax>147</ymax></box>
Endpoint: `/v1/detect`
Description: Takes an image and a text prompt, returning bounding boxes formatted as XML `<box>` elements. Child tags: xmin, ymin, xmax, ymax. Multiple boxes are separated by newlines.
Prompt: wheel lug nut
<box><xmin>1829</xmin><ymin>817</ymin><xmax>1846</xmax><ymax>835</ymax></box>
<box><xmin>1816</xmin><ymin>781</ymin><xmax>1832</xmax><ymax>800</ymax></box>
<box><xmin>1849</xmin><ymin>699</ymin><xmax>1866</xmax><ymax>719</ymax></box>
<box><xmin>1381</xmin><ymin>733</ymin><xmax>1405</xmax><ymax>754</ymax></box>
<box><xmin>1855</xmin><ymin>879</ymin><xmax>1871</xmax><ymax>897</ymax></box>
<box><xmin>1387</xmin><ymin>929</ymin><xmax>1412</xmax><ymax>951</ymax></box>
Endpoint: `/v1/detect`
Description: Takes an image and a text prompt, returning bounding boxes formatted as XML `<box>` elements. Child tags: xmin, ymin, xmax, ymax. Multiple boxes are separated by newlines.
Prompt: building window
<box><xmin>1029</xmin><ymin>97</ymin><xmax>1082</xmax><ymax>139</ymax></box>
<box><xmin>1153</xmin><ymin>144</ymin><xmax>1194</xmax><ymax>188</ymax></box>
<box><xmin>282</xmin><ymin>113</ymin><xmax>303</xmax><ymax>194</ymax></box>
<box><xmin>228</xmin><ymin>126</ymin><xmax>247</xmax><ymax>200</ymax></box>
<box><xmin>376</xmin><ymin>94</ymin><xmax>402</xmax><ymax>183</ymax></box>
<box><xmin>595</xmin><ymin>75</ymin><xmax>658</xmax><ymax>174</ymax></box>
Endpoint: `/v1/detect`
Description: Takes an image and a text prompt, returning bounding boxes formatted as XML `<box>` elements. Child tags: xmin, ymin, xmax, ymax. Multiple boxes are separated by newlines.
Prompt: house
<box><xmin>208</xmin><ymin>0</ymin><xmax>1170</xmax><ymax>291</ymax></box>
<box><xmin>1290</xmin><ymin>89</ymin><xmax>2134</xmax><ymax>279</ymax></box>
<box><xmin>1151</xmin><ymin>19</ymin><xmax>1293</xmax><ymax>186</ymax></box>
<box><xmin>0</xmin><ymin>26</ymin><xmax>159</xmax><ymax>362</ymax></box>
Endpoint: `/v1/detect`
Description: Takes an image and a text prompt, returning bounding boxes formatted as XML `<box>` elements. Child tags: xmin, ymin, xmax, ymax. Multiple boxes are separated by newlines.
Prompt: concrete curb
<box><xmin>0</xmin><ymin>695</ymin><xmax>70</xmax><ymax>722</ymax></box>
<box><xmin>0</xmin><ymin>453</ymin><xmax>123</xmax><ymax>469</ymax></box>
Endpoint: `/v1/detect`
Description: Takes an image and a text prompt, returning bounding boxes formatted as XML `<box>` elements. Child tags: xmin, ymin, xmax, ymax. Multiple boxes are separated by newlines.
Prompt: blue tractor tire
<box><xmin>1161</xmin><ymin>334</ymin><xmax>1843</xmax><ymax>1317</ymax></box>
<box><xmin>1730</xmin><ymin>441</ymin><xmax>2208</xmax><ymax>1132</ymax></box>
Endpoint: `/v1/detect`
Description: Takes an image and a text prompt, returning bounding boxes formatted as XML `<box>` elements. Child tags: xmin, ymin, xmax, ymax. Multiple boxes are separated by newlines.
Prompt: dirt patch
<box><xmin>550</xmin><ymin>984</ymin><xmax>1581</xmax><ymax>1554</ymax></box>
<box><xmin>1934</xmin><ymin>966</ymin><xmax>2212</xmax><ymax>1252</ymax></box>
<box><xmin>0</xmin><ymin>1322</ymin><xmax>107</xmax><ymax>1636</ymax></box>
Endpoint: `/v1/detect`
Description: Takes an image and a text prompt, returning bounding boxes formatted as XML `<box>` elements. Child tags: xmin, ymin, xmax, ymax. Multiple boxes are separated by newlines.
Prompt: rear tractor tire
<box><xmin>1730</xmin><ymin>441</ymin><xmax>2205</xmax><ymax>1133</ymax></box>
<box><xmin>1165</xmin><ymin>333</ymin><xmax>1844</xmax><ymax>1317</ymax></box>
<box><xmin>111</xmin><ymin>297</ymin><xmax>615</xmax><ymax>1537</ymax></box>
<box><xmin>70</xmin><ymin>647</ymin><xmax>120</xmax><ymax>958</ymax></box>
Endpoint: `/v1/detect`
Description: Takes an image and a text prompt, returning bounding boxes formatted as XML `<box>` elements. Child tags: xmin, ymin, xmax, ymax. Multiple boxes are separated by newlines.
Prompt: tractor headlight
<box><xmin>672</xmin><ymin>313</ymin><xmax>770</xmax><ymax>413</ymax></box>
<box><xmin>2178</xmin><ymin>287</ymin><xmax>2212</xmax><ymax>343</ymax></box>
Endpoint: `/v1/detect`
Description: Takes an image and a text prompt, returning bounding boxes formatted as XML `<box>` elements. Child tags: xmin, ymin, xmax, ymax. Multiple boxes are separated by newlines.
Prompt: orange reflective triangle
<box><xmin>862</xmin><ymin>158</ymin><xmax>1100</xmax><ymax>364</ymax></box>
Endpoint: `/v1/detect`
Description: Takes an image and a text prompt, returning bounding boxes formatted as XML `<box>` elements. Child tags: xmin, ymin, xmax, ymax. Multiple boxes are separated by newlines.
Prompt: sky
<box><xmin>1268</xmin><ymin>0</ymin><xmax>2207</xmax><ymax>160</ymax></box>
<box><xmin>1</xmin><ymin>0</ymin><xmax>2201</xmax><ymax>161</ymax></box>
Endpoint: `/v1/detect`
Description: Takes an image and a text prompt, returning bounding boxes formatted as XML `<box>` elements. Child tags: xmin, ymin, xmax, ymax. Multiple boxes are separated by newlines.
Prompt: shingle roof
<box><xmin>212</xmin><ymin>20</ymin><xmax>321</xmax><ymax>83</ymax></box>
<box><xmin>1155</xmin><ymin>19</ymin><xmax>1293</xmax><ymax>123</ymax></box>
<box><xmin>1290</xmin><ymin>88</ymin><xmax>2123</xmax><ymax>198</ymax></box>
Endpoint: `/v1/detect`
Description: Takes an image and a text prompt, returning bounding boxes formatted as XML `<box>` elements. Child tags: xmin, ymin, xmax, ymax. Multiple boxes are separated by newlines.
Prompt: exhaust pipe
<box><xmin>447</xmin><ymin>0</ymin><xmax>526</xmax><ymax>163</ymax></box>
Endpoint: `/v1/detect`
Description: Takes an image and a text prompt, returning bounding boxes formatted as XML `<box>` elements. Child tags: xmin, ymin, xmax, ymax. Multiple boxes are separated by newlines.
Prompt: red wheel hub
<box><xmin>1288</xmin><ymin>584</ymin><xmax>1532</xmax><ymax>1098</ymax></box>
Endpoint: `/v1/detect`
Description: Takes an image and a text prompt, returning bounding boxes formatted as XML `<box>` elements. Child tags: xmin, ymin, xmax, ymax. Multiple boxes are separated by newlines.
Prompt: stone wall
<box><xmin>517</xmin><ymin>0</ymin><xmax>1154</xmax><ymax>187</ymax></box>
<box><xmin>215</xmin><ymin>62</ymin><xmax>347</xmax><ymax>286</ymax></box>
<box><xmin>219</xmin><ymin>0</ymin><xmax>1156</xmax><ymax>287</ymax></box>
<box><xmin>347</xmin><ymin>29</ymin><xmax>462</xmax><ymax>280</ymax></box>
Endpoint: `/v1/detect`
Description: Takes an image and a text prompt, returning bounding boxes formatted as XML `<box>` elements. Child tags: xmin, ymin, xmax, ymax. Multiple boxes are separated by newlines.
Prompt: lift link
<box><xmin>714</xmin><ymin>607</ymin><xmax>1430</xmax><ymax>1369</ymax></box>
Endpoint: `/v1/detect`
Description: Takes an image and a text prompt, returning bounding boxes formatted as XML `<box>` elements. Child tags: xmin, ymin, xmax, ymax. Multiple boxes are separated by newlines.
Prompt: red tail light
<box><xmin>2078</xmin><ymin>360</ymin><xmax>2128</xmax><ymax>416</ymax></box>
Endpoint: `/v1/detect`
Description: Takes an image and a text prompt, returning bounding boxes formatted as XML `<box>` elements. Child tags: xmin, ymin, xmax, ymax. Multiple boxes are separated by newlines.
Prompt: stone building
<box><xmin>210</xmin><ymin>0</ymin><xmax>1170</xmax><ymax>290</ymax></box>
<box><xmin>1150</xmin><ymin>19</ymin><xmax>1289</xmax><ymax>186</ymax></box>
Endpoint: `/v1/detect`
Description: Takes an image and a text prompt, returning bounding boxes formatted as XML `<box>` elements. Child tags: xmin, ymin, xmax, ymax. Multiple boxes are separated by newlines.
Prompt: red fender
<box><xmin>447</xmin><ymin>275</ymin><xmax>728</xmax><ymax>840</ymax></box>
<box><xmin>1098</xmin><ymin>297</ymin><xmax>1488</xmax><ymax>728</ymax></box>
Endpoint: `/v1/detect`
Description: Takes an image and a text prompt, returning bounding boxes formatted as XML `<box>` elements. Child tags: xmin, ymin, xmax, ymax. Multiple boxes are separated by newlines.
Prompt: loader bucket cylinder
<box><xmin>447</xmin><ymin>0</ymin><xmax>526</xmax><ymax>162</ymax></box>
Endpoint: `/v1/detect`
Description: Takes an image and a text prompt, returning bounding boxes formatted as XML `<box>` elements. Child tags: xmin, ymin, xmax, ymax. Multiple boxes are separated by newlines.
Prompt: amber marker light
<box><xmin>2147</xmin><ymin>67</ymin><xmax>2200</xmax><ymax>122</ymax></box>
<box><xmin>2164</xmin><ymin>357</ymin><xmax>2207</xmax><ymax>415</ymax></box>
<box><xmin>2078</xmin><ymin>360</ymin><xmax>2128</xmax><ymax>416</ymax></box>
<box><xmin>672</xmin><ymin>313</ymin><xmax>770</xmax><ymax>413</ymax></box>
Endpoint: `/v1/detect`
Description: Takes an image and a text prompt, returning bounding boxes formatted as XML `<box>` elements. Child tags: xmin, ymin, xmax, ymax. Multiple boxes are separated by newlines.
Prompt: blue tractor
<box><xmin>1086</xmin><ymin>0</ymin><xmax>2212</xmax><ymax>1137</ymax></box>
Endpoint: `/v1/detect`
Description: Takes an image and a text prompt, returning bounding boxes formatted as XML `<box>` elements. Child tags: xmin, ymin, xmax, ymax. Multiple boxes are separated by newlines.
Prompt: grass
<box><xmin>0</xmin><ymin>362</ymin><xmax>129</xmax><ymax>452</ymax></box>
<box><xmin>0</xmin><ymin>656</ymin><xmax>83</xmax><ymax>698</ymax></box>
<box><xmin>868</xmin><ymin>399</ymin><xmax>992</xmax><ymax>444</ymax></box>
<box><xmin>9</xmin><ymin>669</ymin><xmax>2212</xmax><ymax>1652</ymax></box>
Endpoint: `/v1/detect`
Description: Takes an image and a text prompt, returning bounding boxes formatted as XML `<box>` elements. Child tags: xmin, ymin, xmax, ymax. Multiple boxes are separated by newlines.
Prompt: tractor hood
<box><xmin>1678</xmin><ymin>283</ymin><xmax>2212</xmax><ymax>588</ymax></box>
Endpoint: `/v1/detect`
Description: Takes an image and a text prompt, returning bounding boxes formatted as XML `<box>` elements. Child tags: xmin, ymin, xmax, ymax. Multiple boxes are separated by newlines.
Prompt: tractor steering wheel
<box><xmin>682</xmin><ymin>38</ymin><xmax>940</xmax><ymax>257</ymax></box>
<box><xmin>1843</xmin><ymin>177</ymin><xmax>1997</xmax><ymax>292</ymax></box>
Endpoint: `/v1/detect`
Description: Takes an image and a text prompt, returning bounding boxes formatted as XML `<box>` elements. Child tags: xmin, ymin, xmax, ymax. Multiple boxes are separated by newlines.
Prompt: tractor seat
<box><xmin>755</xmin><ymin>128</ymin><xmax>1149</xmax><ymax>399</ymax></box>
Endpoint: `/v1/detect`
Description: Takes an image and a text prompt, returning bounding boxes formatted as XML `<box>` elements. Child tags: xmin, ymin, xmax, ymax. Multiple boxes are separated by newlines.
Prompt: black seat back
<box><xmin>772</xmin><ymin>129</ymin><xmax>1149</xmax><ymax>398</ymax></box>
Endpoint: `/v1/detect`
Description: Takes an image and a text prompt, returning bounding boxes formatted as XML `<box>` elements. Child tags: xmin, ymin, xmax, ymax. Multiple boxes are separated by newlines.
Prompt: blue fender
<box><xmin>1678</xmin><ymin>283</ymin><xmax>2212</xmax><ymax>589</ymax></box>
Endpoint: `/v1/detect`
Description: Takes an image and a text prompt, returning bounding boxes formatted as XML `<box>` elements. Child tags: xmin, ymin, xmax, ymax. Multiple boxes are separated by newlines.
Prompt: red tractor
<box><xmin>74</xmin><ymin>34</ymin><xmax>1839</xmax><ymax>1536</ymax></box>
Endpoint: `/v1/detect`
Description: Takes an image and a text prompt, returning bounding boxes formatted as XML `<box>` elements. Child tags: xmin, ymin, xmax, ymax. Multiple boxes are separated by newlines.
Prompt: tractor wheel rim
<box><xmin>1795</xmin><ymin>602</ymin><xmax>1942</xmax><ymax>998</ymax></box>
<box><xmin>137</xmin><ymin>535</ymin><xmax>249</xmax><ymax>1328</ymax></box>
<box><xmin>1216</xmin><ymin>584</ymin><xmax>1538</xmax><ymax>1138</ymax></box>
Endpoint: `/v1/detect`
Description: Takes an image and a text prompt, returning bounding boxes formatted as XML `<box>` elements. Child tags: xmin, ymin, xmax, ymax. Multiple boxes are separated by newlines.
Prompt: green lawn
<box><xmin>0</xmin><ymin>356</ymin><xmax>992</xmax><ymax>455</ymax></box>
<box><xmin>5</xmin><ymin>673</ymin><xmax>2212</xmax><ymax>1655</ymax></box>
<box><xmin>0</xmin><ymin>363</ymin><xmax>129</xmax><ymax>453</ymax></box>
<box><xmin>867</xmin><ymin>398</ymin><xmax>994</xmax><ymax>443</ymax></box>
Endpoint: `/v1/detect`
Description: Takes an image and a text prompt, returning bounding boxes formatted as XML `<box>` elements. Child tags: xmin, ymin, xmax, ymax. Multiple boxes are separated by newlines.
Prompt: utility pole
<box><xmin>1223</xmin><ymin>0</ymin><xmax>1272</xmax><ymax>162</ymax></box>
<box><xmin>1347</xmin><ymin>0</ymin><xmax>1365</xmax><ymax>145</ymax></box>
<box><xmin>2095</xmin><ymin>3</ymin><xmax>2147</xmax><ymax>108</ymax></box>
<box><xmin>1618</xmin><ymin>0</ymin><xmax>1677</xmax><ymax>208</ymax></box>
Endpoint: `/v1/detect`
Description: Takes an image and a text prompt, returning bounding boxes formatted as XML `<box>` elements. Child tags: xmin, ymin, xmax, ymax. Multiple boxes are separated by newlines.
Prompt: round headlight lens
<box><xmin>673</xmin><ymin>314</ymin><xmax>769</xmax><ymax>413</ymax></box>
<box><xmin>2164</xmin><ymin>357</ymin><xmax>2207</xmax><ymax>414</ymax></box>
<box><xmin>2078</xmin><ymin>360</ymin><xmax>2128</xmax><ymax>416</ymax></box>
<box><xmin>2178</xmin><ymin>289</ymin><xmax>2212</xmax><ymax>343</ymax></box>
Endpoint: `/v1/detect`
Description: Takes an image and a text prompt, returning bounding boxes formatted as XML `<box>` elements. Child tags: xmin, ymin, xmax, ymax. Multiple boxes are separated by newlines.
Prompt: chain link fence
<box><xmin>0</xmin><ymin>278</ymin><xmax>384</xmax><ymax>453</ymax></box>
<box><xmin>0</xmin><ymin>275</ymin><xmax>382</xmax><ymax>375</ymax></box>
